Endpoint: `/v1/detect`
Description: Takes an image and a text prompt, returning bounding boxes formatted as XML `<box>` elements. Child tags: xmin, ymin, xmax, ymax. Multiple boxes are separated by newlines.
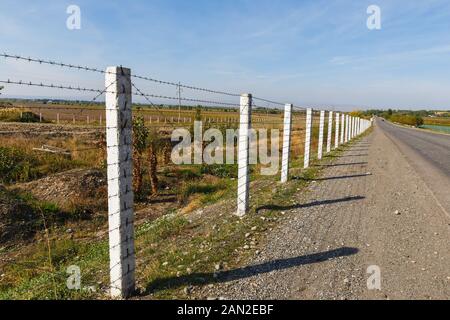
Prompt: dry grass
<box><xmin>424</xmin><ymin>117</ymin><xmax>450</xmax><ymax>126</ymax></box>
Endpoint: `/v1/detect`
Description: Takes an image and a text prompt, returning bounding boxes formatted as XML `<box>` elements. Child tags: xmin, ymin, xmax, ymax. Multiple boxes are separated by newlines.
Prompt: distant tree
<box><xmin>147</xmin><ymin>129</ymin><xmax>161</xmax><ymax>195</ymax></box>
<box><xmin>133</xmin><ymin>116</ymin><xmax>149</xmax><ymax>197</ymax></box>
<box><xmin>194</xmin><ymin>105</ymin><xmax>202</xmax><ymax>121</ymax></box>
<box><xmin>414</xmin><ymin>115</ymin><xmax>424</xmax><ymax>127</ymax></box>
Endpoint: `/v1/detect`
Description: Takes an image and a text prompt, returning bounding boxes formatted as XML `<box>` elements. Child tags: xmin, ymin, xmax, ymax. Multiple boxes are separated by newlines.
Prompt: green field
<box><xmin>420</xmin><ymin>124</ymin><xmax>450</xmax><ymax>134</ymax></box>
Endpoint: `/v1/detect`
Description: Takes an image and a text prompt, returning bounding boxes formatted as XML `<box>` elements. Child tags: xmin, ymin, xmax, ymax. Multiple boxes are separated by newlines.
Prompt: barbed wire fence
<box><xmin>0</xmin><ymin>52</ymin><xmax>372</xmax><ymax>298</ymax></box>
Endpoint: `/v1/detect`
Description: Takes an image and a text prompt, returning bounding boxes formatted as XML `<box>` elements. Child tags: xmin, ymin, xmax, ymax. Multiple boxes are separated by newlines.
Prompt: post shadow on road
<box><xmin>255</xmin><ymin>196</ymin><xmax>365</xmax><ymax>214</ymax></box>
<box><xmin>316</xmin><ymin>162</ymin><xmax>368</xmax><ymax>168</ymax></box>
<box><xmin>143</xmin><ymin>247</ymin><xmax>359</xmax><ymax>295</ymax></box>
<box><xmin>346</xmin><ymin>148</ymin><xmax>369</xmax><ymax>152</ymax></box>
<box><xmin>292</xmin><ymin>173</ymin><xmax>372</xmax><ymax>182</ymax></box>
<box><xmin>339</xmin><ymin>154</ymin><xmax>369</xmax><ymax>157</ymax></box>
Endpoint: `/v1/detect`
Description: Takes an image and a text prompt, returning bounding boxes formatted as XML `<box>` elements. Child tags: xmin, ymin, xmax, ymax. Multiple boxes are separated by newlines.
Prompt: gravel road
<box><xmin>200</xmin><ymin>122</ymin><xmax>450</xmax><ymax>300</ymax></box>
<box><xmin>377</xmin><ymin>119</ymin><xmax>450</xmax><ymax>217</ymax></box>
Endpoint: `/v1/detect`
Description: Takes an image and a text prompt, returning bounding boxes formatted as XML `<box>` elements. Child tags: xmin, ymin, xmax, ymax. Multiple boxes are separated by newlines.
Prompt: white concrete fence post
<box><xmin>344</xmin><ymin>115</ymin><xmax>349</xmax><ymax>143</ymax></box>
<box><xmin>304</xmin><ymin>108</ymin><xmax>313</xmax><ymax>168</ymax></box>
<box><xmin>237</xmin><ymin>93</ymin><xmax>252</xmax><ymax>216</ymax></box>
<box><xmin>357</xmin><ymin>118</ymin><xmax>360</xmax><ymax>135</ymax></box>
<box><xmin>341</xmin><ymin>114</ymin><xmax>345</xmax><ymax>144</ymax></box>
<box><xmin>318</xmin><ymin>110</ymin><xmax>325</xmax><ymax>160</ymax></box>
<box><xmin>326</xmin><ymin>111</ymin><xmax>333</xmax><ymax>154</ymax></box>
<box><xmin>105</xmin><ymin>66</ymin><xmax>135</xmax><ymax>299</ymax></box>
<box><xmin>352</xmin><ymin>117</ymin><xmax>355</xmax><ymax>139</ymax></box>
<box><xmin>350</xmin><ymin>116</ymin><xmax>353</xmax><ymax>140</ymax></box>
<box><xmin>348</xmin><ymin>117</ymin><xmax>352</xmax><ymax>140</ymax></box>
<box><xmin>335</xmin><ymin>112</ymin><xmax>340</xmax><ymax>149</ymax></box>
<box><xmin>280</xmin><ymin>103</ymin><xmax>293</xmax><ymax>183</ymax></box>
<box><xmin>351</xmin><ymin>117</ymin><xmax>354</xmax><ymax>140</ymax></box>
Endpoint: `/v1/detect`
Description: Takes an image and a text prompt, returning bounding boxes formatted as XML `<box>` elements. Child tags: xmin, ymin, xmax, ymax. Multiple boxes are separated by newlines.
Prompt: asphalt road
<box><xmin>377</xmin><ymin>119</ymin><xmax>450</xmax><ymax>217</ymax></box>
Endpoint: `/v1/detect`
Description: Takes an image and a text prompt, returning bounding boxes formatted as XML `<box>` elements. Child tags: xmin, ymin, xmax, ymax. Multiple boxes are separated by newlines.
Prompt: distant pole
<box><xmin>177</xmin><ymin>82</ymin><xmax>182</xmax><ymax>123</ymax></box>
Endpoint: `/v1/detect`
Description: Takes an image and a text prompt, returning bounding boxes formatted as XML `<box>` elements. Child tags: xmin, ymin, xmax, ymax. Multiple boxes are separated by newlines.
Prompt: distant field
<box><xmin>423</xmin><ymin>117</ymin><xmax>450</xmax><ymax>126</ymax></box>
<box><xmin>3</xmin><ymin>101</ymin><xmax>296</xmax><ymax>130</ymax></box>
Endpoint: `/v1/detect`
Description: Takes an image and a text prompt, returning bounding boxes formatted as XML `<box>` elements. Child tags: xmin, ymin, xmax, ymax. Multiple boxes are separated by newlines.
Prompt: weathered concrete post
<box><xmin>304</xmin><ymin>108</ymin><xmax>312</xmax><ymax>168</ymax></box>
<box><xmin>350</xmin><ymin>117</ymin><xmax>353</xmax><ymax>140</ymax></box>
<box><xmin>105</xmin><ymin>66</ymin><xmax>135</xmax><ymax>299</ymax></box>
<box><xmin>318</xmin><ymin>110</ymin><xmax>325</xmax><ymax>160</ymax></box>
<box><xmin>237</xmin><ymin>94</ymin><xmax>252</xmax><ymax>216</ymax></box>
<box><xmin>341</xmin><ymin>114</ymin><xmax>345</xmax><ymax>144</ymax></box>
<box><xmin>344</xmin><ymin>115</ymin><xmax>349</xmax><ymax>143</ymax></box>
<box><xmin>352</xmin><ymin>117</ymin><xmax>355</xmax><ymax>138</ymax></box>
<box><xmin>351</xmin><ymin>116</ymin><xmax>354</xmax><ymax>140</ymax></box>
<box><xmin>281</xmin><ymin>103</ymin><xmax>293</xmax><ymax>183</ymax></box>
<box><xmin>326</xmin><ymin>111</ymin><xmax>333</xmax><ymax>153</ymax></box>
<box><xmin>335</xmin><ymin>112</ymin><xmax>340</xmax><ymax>149</ymax></box>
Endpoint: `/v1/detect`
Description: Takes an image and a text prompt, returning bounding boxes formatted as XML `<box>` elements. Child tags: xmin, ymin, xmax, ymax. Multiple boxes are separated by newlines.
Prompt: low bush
<box><xmin>390</xmin><ymin>114</ymin><xmax>423</xmax><ymax>127</ymax></box>
<box><xmin>0</xmin><ymin>109</ymin><xmax>40</xmax><ymax>123</ymax></box>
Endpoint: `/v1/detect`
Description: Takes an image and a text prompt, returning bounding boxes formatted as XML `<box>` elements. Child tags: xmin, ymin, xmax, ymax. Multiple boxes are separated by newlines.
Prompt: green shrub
<box><xmin>200</xmin><ymin>164</ymin><xmax>237</xmax><ymax>178</ymax></box>
<box><xmin>0</xmin><ymin>109</ymin><xmax>40</xmax><ymax>123</ymax></box>
<box><xmin>0</xmin><ymin>146</ymin><xmax>83</xmax><ymax>184</ymax></box>
<box><xmin>0</xmin><ymin>147</ymin><xmax>36</xmax><ymax>184</ymax></box>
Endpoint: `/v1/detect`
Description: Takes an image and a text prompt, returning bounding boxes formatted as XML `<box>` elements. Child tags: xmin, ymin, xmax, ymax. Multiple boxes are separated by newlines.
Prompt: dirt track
<box><xmin>200</xmin><ymin>122</ymin><xmax>450</xmax><ymax>300</ymax></box>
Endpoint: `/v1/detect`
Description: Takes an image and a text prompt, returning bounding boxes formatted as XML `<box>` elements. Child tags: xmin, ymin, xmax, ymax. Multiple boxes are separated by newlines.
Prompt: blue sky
<box><xmin>1</xmin><ymin>0</ymin><xmax>450</xmax><ymax>110</ymax></box>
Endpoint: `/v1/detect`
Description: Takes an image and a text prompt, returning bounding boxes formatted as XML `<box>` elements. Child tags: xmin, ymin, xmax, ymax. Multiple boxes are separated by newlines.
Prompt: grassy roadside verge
<box><xmin>0</xmin><ymin>129</ymin><xmax>372</xmax><ymax>300</ymax></box>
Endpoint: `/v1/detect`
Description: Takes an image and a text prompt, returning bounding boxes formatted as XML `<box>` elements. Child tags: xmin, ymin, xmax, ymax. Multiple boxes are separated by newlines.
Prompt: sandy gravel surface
<box><xmin>200</xmin><ymin>123</ymin><xmax>450</xmax><ymax>300</ymax></box>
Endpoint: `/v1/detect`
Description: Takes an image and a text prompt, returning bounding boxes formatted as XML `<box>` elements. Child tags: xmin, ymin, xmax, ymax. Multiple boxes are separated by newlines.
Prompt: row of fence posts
<box><xmin>31</xmin><ymin>112</ymin><xmax>99</xmax><ymax>125</ymax></box>
<box><xmin>22</xmin><ymin>109</ymin><xmax>272</xmax><ymax>126</ymax></box>
<box><xmin>30</xmin><ymin>113</ymin><xmax>270</xmax><ymax>125</ymax></box>
<box><xmin>103</xmin><ymin>67</ymin><xmax>373</xmax><ymax>298</ymax></box>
